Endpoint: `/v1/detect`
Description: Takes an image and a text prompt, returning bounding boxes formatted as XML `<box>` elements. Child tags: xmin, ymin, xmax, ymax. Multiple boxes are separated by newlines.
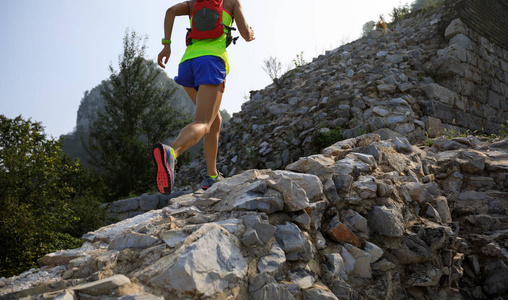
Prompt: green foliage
<box><xmin>220</xmin><ymin>109</ymin><xmax>231</xmax><ymax>123</ymax></box>
<box><xmin>497</xmin><ymin>123</ymin><xmax>508</xmax><ymax>138</ymax></box>
<box><xmin>86</xmin><ymin>29</ymin><xmax>190</xmax><ymax>200</ymax></box>
<box><xmin>411</xmin><ymin>0</ymin><xmax>444</xmax><ymax>12</ymax></box>
<box><xmin>390</xmin><ymin>3</ymin><xmax>411</xmax><ymax>23</ymax></box>
<box><xmin>0</xmin><ymin>115</ymin><xmax>107</xmax><ymax>277</ymax></box>
<box><xmin>443</xmin><ymin>128</ymin><xmax>471</xmax><ymax>139</ymax></box>
<box><xmin>292</xmin><ymin>51</ymin><xmax>307</xmax><ymax>68</ymax></box>
<box><xmin>362</xmin><ymin>21</ymin><xmax>376</xmax><ymax>37</ymax></box>
<box><xmin>312</xmin><ymin>127</ymin><xmax>344</xmax><ymax>151</ymax></box>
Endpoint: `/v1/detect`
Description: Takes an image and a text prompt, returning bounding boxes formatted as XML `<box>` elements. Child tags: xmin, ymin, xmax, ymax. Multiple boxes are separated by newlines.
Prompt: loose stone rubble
<box><xmin>1</xmin><ymin>134</ymin><xmax>507</xmax><ymax>299</ymax></box>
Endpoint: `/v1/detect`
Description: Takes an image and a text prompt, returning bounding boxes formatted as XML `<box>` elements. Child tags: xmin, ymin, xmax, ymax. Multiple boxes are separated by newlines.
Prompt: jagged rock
<box><xmin>160</xmin><ymin>228</ymin><xmax>189</xmax><ymax>248</ymax></box>
<box><xmin>231</xmin><ymin>182</ymin><xmax>285</xmax><ymax>214</ymax></box>
<box><xmin>445</xmin><ymin>18</ymin><xmax>468</xmax><ymax>40</ymax></box>
<box><xmin>483</xmin><ymin>260</ymin><xmax>508</xmax><ymax>296</ymax></box>
<box><xmin>286</xmin><ymin>154</ymin><xmax>335</xmax><ymax>181</ymax></box>
<box><xmin>352</xmin><ymin>175</ymin><xmax>377</xmax><ymax>199</ymax></box>
<box><xmin>342</xmin><ymin>212</ymin><xmax>367</xmax><ymax>236</ymax></box>
<box><xmin>344</xmin><ymin>244</ymin><xmax>372</xmax><ymax>279</ymax></box>
<box><xmin>241</xmin><ymin>214</ymin><xmax>276</xmax><ymax>246</ymax></box>
<box><xmin>406</xmin><ymin>263</ymin><xmax>443</xmax><ymax>287</ymax></box>
<box><xmin>325</xmin><ymin>253</ymin><xmax>348</xmax><ymax>281</ymax></box>
<box><xmin>302</xmin><ymin>287</ymin><xmax>339</xmax><ymax>300</ymax></box>
<box><xmin>108</xmin><ymin>232</ymin><xmax>159</xmax><ymax>251</ymax></box>
<box><xmin>326</xmin><ymin>216</ymin><xmax>360</xmax><ymax>247</ymax></box>
<box><xmin>72</xmin><ymin>274</ymin><xmax>131</xmax><ymax>296</ymax></box>
<box><xmin>288</xmin><ymin>268</ymin><xmax>316</xmax><ymax>289</ymax></box>
<box><xmin>267</xmin><ymin>175</ymin><xmax>310</xmax><ymax>212</ymax></box>
<box><xmin>368</xmin><ymin>205</ymin><xmax>405</xmax><ymax>237</ymax></box>
<box><xmin>249</xmin><ymin>273</ymin><xmax>295</xmax><ymax>300</ymax></box>
<box><xmin>364</xmin><ymin>242</ymin><xmax>383</xmax><ymax>263</ymax></box>
<box><xmin>258</xmin><ymin>242</ymin><xmax>286</xmax><ymax>275</ymax></box>
<box><xmin>38</xmin><ymin>250</ymin><xmax>81</xmax><ymax>267</ymax></box>
<box><xmin>275</xmin><ymin>222</ymin><xmax>313</xmax><ymax>261</ymax></box>
<box><xmin>270</xmin><ymin>170</ymin><xmax>323</xmax><ymax>202</ymax></box>
<box><xmin>142</xmin><ymin>224</ymin><xmax>248</xmax><ymax>298</ymax></box>
<box><xmin>435</xmin><ymin>196</ymin><xmax>452</xmax><ymax>223</ymax></box>
<box><xmin>340</xmin><ymin>247</ymin><xmax>356</xmax><ymax>275</ymax></box>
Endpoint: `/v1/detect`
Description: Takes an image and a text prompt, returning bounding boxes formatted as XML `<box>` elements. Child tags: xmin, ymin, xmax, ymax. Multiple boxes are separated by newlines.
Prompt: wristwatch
<box><xmin>162</xmin><ymin>39</ymin><xmax>171</xmax><ymax>45</ymax></box>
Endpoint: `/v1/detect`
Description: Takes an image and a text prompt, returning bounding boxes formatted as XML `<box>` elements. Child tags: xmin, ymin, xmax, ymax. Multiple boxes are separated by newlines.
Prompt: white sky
<box><xmin>0</xmin><ymin>0</ymin><xmax>414</xmax><ymax>138</ymax></box>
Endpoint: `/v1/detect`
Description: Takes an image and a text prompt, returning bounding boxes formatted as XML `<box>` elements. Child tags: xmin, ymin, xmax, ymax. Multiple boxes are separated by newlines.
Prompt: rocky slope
<box><xmin>1</xmin><ymin>134</ymin><xmax>507</xmax><ymax>299</ymax></box>
<box><xmin>176</xmin><ymin>9</ymin><xmax>447</xmax><ymax>186</ymax></box>
<box><xmin>177</xmin><ymin>5</ymin><xmax>508</xmax><ymax>188</ymax></box>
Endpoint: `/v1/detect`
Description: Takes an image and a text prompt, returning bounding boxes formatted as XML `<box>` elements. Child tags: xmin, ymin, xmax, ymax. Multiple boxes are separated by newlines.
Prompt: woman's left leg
<box><xmin>182</xmin><ymin>86</ymin><xmax>223</xmax><ymax>177</ymax></box>
<box><xmin>170</xmin><ymin>84</ymin><xmax>223</xmax><ymax>164</ymax></box>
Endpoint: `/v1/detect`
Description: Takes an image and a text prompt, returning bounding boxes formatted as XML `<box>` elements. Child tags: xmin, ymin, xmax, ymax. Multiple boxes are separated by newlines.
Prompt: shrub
<box><xmin>312</xmin><ymin>127</ymin><xmax>344</xmax><ymax>151</ymax></box>
<box><xmin>0</xmin><ymin>115</ymin><xmax>108</xmax><ymax>277</ymax></box>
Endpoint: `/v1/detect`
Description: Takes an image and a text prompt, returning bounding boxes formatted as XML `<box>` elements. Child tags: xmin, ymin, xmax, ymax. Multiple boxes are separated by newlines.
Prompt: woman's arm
<box><xmin>158</xmin><ymin>1</ymin><xmax>191</xmax><ymax>68</ymax></box>
<box><xmin>233</xmin><ymin>0</ymin><xmax>255</xmax><ymax>42</ymax></box>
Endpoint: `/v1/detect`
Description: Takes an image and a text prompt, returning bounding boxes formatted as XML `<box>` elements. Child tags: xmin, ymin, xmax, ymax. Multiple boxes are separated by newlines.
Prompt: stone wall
<box><xmin>107</xmin><ymin>192</ymin><xmax>189</xmax><ymax>220</ymax></box>
<box><xmin>443</xmin><ymin>0</ymin><xmax>508</xmax><ymax>51</ymax></box>
<box><xmin>423</xmin><ymin>0</ymin><xmax>508</xmax><ymax>133</ymax></box>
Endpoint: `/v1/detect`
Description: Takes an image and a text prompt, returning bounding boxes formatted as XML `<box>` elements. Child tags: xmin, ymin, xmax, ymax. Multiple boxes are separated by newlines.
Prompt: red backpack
<box><xmin>186</xmin><ymin>0</ymin><xmax>238</xmax><ymax>47</ymax></box>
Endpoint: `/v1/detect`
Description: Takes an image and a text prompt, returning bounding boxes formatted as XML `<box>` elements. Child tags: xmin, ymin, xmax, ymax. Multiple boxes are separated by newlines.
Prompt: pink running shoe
<box><xmin>152</xmin><ymin>143</ymin><xmax>176</xmax><ymax>195</ymax></box>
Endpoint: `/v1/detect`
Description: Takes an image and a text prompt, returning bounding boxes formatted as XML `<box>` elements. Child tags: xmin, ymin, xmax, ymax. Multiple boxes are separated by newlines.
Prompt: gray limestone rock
<box><xmin>270</xmin><ymin>170</ymin><xmax>324</xmax><ymax>202</ymax></box>
<box><xmin>266</xmin><ymin>175</ymin><xmax>310</xmax><ymax>212</ymax></box>
<box><xmin>108</xmin><ymin>232</ymin><xmax>159</xmax><ymax>251</ymax></box>
<box><xmin>435</xmin><ymin>196</ymin><xmax>452</xmax><ymax>224</ymax></box>
<box><xmin>325</xmin><ymin>253</ymin><xmax>348</xmax><ymax>281</ymax></box>
<box><xmin>352</xmin><ymin>175</ymin><xmax>377</xmax><ymax>199</ymax></box>
<box><xmin>288</xmin><ymin>268</ymin><xmax>316</xmax><ymax>289</ymax></box>
<box><xmin>275</xmin><ymin>222</ymin><xmax>313</xmax><ymax>261</ymax></box>
<box><xmin>286</xmin><ymin>154</ymin><xmax>335</xmax><ymax>181</ymax></box>
<box><xmin>242</xmin><ymin>215</ymin><xmax>277</xmax><ymax>246</ymax></box>
<box><xmin>258</xmin><ymin>242</ymin><xmax>286</xmax><ymax>275</ymax></box>
<box><xmin>249</xmin><ymin>273</ymin><xmax>295</xmax><ymax>300</ymax></box>
<box><xmin>368</xmin><ymin>205</ymin><xmax>405</xmax><ymax>237</ymax></box>
<box><xmin>138</xmin><ymin>194</ymin><xmax>160</xmax><ymax>211</ymax></box>
<box><xmin>422</xmin><ymin>83</ymin><xmax>457</xmax><ymax>106</ymax></box>
<box><xmin>71</xmin><ymin>275</ymin><xmax>131</xmax><ymax>296</ymax></box>
<box><xmin>110</xmin><ymin>198</ymin><xmax>139</xmax><ymax>213</ymax></box>
<box><xmin>147</xmin><ymin>224</ymin><xmax>248</xmax><ymax>298</ymax></box>
<box><xmin>445</xmin><ymin>18</ymin><xmax>468</xmax><ymax>40</ymax></box>
<box><xmin>303</xmin><ymin>288</ymin><xmax>339</xmax><ymax>300</ymax></box>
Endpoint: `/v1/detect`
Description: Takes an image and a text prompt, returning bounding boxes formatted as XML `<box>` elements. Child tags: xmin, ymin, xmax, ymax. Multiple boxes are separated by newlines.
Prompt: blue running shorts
<box><xmin>174</xmin><ymin>55</ymin><xmax>227</xmax><ymax>91</ymax></box>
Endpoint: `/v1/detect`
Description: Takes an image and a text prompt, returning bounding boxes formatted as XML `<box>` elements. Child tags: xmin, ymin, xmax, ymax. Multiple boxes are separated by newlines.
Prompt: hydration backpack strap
<box><xmin>223</xmin><ymin>23</ymin><xmax>239</xmax><ymax>47</ymax></box>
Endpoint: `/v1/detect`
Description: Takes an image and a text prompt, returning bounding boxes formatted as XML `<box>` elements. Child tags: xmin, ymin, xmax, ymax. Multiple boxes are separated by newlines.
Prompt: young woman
<box><xmin>152</xmin><ymin>0</ymin><xmax>255</xmax><ymax>194</ymax></box>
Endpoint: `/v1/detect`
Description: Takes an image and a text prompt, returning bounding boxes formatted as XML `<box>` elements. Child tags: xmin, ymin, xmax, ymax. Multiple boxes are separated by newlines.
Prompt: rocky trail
<box><xmin>1</xmin><ymin>134</ymin><xmax>507</xmax><ymax>299</ymax></box>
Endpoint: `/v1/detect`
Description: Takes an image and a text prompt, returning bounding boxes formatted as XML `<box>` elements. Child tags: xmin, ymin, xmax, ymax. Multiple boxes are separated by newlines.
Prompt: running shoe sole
<box><xmin>152</xmin><ymin>144</ymin><xmax>173</xmax><ymax>195</ymax></box>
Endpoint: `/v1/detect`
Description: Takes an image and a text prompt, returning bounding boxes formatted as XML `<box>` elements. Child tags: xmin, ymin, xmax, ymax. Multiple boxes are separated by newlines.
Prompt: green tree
<box><xmin>220</xmin><ymin>109</ymin><xmax>231</xmax><ymax>123</ymax></box>
<box><xmin>0</xmin><ymin>115</ymin><xmax>107</xmax><ymax>277</ymax></box>
<box><xmin>86</xmin><ymin>29</ymin><xmax>189</xmax><ymax>200</ymax></box>
<box><xmin>390</xmin><ymin>3</ymin><xmax>411</xmax><ymax>23</ymax></box>
<box><xmin>411</xmin><ymin>0</ymin><xmax>444</xmax><ymax>12</ymax></box>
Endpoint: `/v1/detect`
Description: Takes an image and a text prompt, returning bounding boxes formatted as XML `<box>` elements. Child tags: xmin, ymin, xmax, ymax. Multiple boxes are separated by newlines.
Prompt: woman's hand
<box><xmin>158</xmin><ymin>45</ymin><xmax>171</xmax><ymax>68</ymax></box>
<box><xmin>246</xmin><ymin>27</ymin><xmax>255</xmax><ymax>42</ymax></box>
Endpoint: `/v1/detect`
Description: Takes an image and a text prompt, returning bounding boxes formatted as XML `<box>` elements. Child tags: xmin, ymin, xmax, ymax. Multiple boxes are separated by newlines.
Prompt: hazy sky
<box><xmin>0</xmin><ymin>0</ymin><xmax>413</xmax><ymax>138</ymax></box>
